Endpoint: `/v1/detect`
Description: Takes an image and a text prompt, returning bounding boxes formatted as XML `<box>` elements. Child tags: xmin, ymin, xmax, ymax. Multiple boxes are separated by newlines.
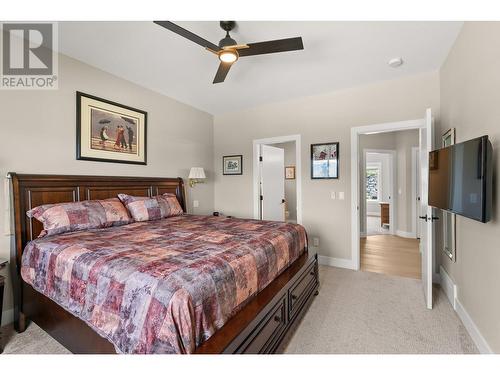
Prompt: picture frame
<box><xmin>285</xmin><ymin>166</ymin><xmax>296</xmax><ymax>180</ymax></box>
<box><xmin>311</xmin><ymin>142</ymin><xmax>339</xmax><ymax>179</ymax></box>
<box><xmin>76</xmin><ymin>91</ymin><xmax>147</xmax><ymax>165</ymax></box>
<box><xmin>223</xmin><ymin>155</ymin><xmax>243</xmax><ymax>175</ymax></box>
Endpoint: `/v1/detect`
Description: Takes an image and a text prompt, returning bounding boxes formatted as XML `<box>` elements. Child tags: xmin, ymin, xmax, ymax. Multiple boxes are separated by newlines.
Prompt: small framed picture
<box><xmin>285</xmin><ymin>166</ymin><xmax>296</xmax><ymax>180</ymax></box>
<box><xmin>311</xmin><ymin>142</ymin><xmax>339</xmax><ymax>179</ymax></box>
<box><xmin>223</xmin><ymin>155</ymin><xmax>243</xmax><ymax>175</ymax></box>
<box><xmin>76</xmin><ymin>91</ymin><xmax>147</xmax><ymax>165</ymax></box>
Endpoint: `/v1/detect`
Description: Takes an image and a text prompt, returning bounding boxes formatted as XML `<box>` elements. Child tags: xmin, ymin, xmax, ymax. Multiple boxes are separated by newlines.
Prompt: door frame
<box><xmin>411</xmin><ymin>146</ymin><xmax>420</xmax><ymax>238</ymax></box>
<box><xmin>362</xmin><ymin>149</ymin><xmax>396</xmax><ymax>236</ymax></box>
<box><xmin>253</xmin><ymin>134</ymin><xmax>302</xmax><ymax>224</ymax></box>
<box><xmin>351</xmin><ymin>119</ymin><xmax>426</xmax><ymax>270</ymax></box>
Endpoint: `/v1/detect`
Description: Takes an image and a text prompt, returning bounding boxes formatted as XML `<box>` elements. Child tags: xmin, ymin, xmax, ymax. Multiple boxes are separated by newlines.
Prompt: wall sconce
<box><xmin>188</xmin><ymin>167</ymin><xmax>206</xmax><ymax>187</ymax></box>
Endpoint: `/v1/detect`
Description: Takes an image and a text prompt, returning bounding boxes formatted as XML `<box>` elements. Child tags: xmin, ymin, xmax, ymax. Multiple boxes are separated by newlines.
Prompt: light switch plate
<box><xmin>312</xmin><ymin>237</ymin><xmax>320</xmax><ymax>247</ymax></box>
<box><xmin>330</xmin><ymin>191</ymin><xmax>336</xmax><ymax>200</ymax></box>
<box><xmin>193</xmin><ymin>200</ymin><xmax>199</xmax><ymax>208</ymax></box>
<box><xmin>338</xmin><ymin>192</ymin><xmax>345</xmax><ymax>200</ymax></box>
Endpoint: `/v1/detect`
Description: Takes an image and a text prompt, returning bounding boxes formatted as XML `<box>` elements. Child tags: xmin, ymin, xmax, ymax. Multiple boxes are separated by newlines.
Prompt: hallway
<box><xmin>361</xmin><ymin>235</ymin><xmax>421</xmax><ymax>279</ymax></box>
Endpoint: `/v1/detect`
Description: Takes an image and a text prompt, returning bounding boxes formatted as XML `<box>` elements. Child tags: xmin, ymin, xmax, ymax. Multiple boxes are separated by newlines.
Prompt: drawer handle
<box><xmin>274</xmin><ymin>315</ymin><xmax>282</xmax><ymax>323</ymax></box>
<box><xmin>309</xmin><ymin>271</ymin><xmax>315</xmax><ymax>276</ymax></box>
<box><xmin>291</xmin><ymin>294</ymin><xmax>298</xmax><ymax>300</ymax></box>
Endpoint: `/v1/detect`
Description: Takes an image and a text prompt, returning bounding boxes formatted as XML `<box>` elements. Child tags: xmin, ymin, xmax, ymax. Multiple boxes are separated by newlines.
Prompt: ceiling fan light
<box><xmin>219</xmin><ymin>50</ymin><xmax>238</xmax><ymax>63</ymax></box>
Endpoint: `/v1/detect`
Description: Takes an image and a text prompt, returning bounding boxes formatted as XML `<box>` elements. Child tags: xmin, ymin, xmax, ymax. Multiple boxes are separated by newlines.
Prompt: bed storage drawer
<box><xmin>289</xmin><ymin>261</ymin><xmax>317</xmax><ymax>318</ymax></box>
<box><xmin>237</xmin><ymin>296</ymin><xmax>287</xmax><ymax>354</ymax></box>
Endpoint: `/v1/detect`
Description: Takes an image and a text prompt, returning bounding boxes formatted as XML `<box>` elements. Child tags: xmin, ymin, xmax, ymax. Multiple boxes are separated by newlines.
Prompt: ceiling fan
<box><xmin>154</xmin><ymin>21</ymin><xmax>304</xmax><ymax>84</ymax></box>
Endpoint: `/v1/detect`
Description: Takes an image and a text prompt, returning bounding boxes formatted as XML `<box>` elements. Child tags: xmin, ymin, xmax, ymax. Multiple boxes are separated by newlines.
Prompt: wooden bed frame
<box><xmin>9</xmin><ymin>173</ymin><xmax>319</xmax><ymax>354</ymax></box>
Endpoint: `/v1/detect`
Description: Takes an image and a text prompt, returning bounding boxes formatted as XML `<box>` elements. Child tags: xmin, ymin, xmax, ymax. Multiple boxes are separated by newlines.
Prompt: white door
<box><xmin>419</xmin><ymin>108</ymin><xmax>435</xmax><ymax>309</ymax></box>
<box><xmin>260</xmin><ymin>145</ymin><xmax>285</xmax><ymax>221</ymax></box>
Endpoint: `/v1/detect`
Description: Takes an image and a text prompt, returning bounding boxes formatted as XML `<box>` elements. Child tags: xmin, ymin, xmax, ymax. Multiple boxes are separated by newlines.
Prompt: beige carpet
<box><xmin>1</xmin><ymin>266</ymin><xmax>477</xmax><ymax>354</ymax></box>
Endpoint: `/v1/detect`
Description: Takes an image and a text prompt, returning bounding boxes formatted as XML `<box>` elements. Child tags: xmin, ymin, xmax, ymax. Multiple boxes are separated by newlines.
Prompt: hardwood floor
<box><xmin>360</xmin><ymin>235</ymin><xmax>421</xmax><ymax>279</ymax></box>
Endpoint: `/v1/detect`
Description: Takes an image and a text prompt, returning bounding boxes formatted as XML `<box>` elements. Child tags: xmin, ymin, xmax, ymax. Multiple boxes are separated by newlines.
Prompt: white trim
<box><xmin>439</xmin><ymin>265</ymin><xmax>457</xmax><ymax>310</ymax></box>
<box><xmin>318</xmin><ymin>255</ymin><xmax>356</xmax><ymax>270</ymax></box>
<box><xmin>253</xmin><ymin>134</ymin><xmax>302</xmax><ymax>224</ymax></box>
<box><xmin>411</xmin><ymin>147</ymin><xmax>419</xmax><ymax>238</ymax></box>
<box><xmin>395</xmin><ymin>230</ymin><xmax>416</xmax><ymax>238</ymax></box>
<box><xmin>1</xmin><ymin>307</ymin><xmax>14</xmax><ymax>327</ymax></box>
<box><xmin>351</xmin><ymin>118</ymin><xmax>426</xmax><ymax>270</ymax></box>
<box><xmin>455</xmin><ymin>299</ymin><xmax>493</xmax><ymax>354</ymax></box>
<box><xmin>438</xmin><ymin>266</ymin><xmax>493</xmax><ymax>353</ymax></box>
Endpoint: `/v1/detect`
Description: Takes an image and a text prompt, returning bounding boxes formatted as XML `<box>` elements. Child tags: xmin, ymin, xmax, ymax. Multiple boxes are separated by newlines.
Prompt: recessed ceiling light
<box><xmin>388</xmin><ymin>57</ymin><xmax>404</xmax><ymax>68</ymax></box>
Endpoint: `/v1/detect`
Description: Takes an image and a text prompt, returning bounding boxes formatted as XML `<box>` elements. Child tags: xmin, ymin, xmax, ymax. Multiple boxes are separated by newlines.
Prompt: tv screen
<box><xmin>428</xmin><ymin>135</ymin><xmax>492</xmax><ymax>223</ymax></box>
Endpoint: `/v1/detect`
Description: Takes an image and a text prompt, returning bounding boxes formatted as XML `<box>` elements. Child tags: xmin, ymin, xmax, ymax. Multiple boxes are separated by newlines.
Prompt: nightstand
<box><xmin>0</xmin><ymin>258</ymin><xmax>6</xmax><ymax>354</ymax></box>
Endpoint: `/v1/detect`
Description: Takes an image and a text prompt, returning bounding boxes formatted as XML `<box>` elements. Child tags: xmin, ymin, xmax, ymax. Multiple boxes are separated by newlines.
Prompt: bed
<box><xmin>9</xmin><ymin>173</ymin><xmax>319</xmax><ymax>354</ymax></box>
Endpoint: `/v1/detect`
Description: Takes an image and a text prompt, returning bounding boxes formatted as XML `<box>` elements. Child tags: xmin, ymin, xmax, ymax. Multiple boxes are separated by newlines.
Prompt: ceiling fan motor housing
<box><xmin>219</xmin><ymin>21</ymin><xmax>236</xmax><ymax>32</ymax></box>
<box><xmin>219</xmin><ymin>21</ymin><xmax>237</xmax><ymax>48</ymax></box>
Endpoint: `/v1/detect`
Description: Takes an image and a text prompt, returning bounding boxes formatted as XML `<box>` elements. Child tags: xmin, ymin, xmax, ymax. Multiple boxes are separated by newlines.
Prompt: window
<box><xmin>366</xmin><ymin>166</ymin><xmax>380</xmax><ymax>201</ymax></box>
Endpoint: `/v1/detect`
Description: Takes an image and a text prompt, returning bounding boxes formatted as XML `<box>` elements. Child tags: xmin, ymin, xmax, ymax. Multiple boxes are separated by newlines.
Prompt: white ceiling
<box><xmin>59</xmin><ymin>21</ymin><xmax>463</xmax><ymax>115</ymax></box>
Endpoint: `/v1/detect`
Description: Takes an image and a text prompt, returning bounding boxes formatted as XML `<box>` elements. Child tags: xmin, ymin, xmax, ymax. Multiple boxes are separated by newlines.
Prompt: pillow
<box><xmin>27</xmin><ymin>198</ymin><xmax>131</xmax><ymax>238</ymax></box>
<box><xmin>117</xmin><ymin>193</ymin><xmax>183</xmax><ymax>222</ymax></box>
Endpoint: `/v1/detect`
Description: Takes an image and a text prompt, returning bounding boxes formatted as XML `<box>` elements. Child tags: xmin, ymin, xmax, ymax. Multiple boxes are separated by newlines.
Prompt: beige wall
<box><xmin>214</xmin><ymin>72</ymin><xmax>440</xmax><ymax>262</ymax></box>
<box><xmin>0</xmin><ymin>53</ymin><xmax>214</xmax><ymax>324</ymax></box>
<box><xmin>439</xmin><ymin>22</ymin><xmax>500</xmax><ymax>353</ymax></box>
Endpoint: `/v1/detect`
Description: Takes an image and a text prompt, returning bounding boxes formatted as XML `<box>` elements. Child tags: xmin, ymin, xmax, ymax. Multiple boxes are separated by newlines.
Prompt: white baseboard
<box><xmin>318</xmin><ymin>255</ymin><xmax>356</xmax><ymax>270</ymax></box>
<box><xmin>360</xmin><ymin>231</ymin><xmax>367</xmax><ymax>238</ymax></box>
<box><xmin>439</xmin><ymin>266</ymin><xmax>457</xmax><ymax>309</ymax></box>
<box><xmin>1</xmin><ymin>307</ymin><xmax>14</xmax><ymax>327</ymax></box>
<box><xmin>395</xmin><ymin>230</ymin><xmax>416</xmax><ymax>238</ymax></box>
<box><xmin>439</xmin><ymin>266</ymin><xmax>493</xmax><ymax>354</ymax></box>
<box><xmin>455</xmin><ymin>299</ymin><xmax>493</xmax><ymax>354</ymax></box>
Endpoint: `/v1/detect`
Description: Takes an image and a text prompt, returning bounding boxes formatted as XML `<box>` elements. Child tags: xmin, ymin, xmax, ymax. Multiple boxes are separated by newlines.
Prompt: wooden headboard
<box><xmin>9</xmin><ymin>173</ymin><xmax>186</xmax><ymax>269</ymax></box>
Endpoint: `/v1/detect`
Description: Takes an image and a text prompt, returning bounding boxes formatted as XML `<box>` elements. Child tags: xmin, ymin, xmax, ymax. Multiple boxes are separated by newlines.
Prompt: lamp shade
<box><xmin>189</xmin><ymin>167</ymin><xmax>206</xmax><ymax>179</ymax></box>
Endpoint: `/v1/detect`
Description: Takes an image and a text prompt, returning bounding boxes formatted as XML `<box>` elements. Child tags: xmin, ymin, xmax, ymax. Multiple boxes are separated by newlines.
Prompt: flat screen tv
<box><xmin>429</xmin><ymin>135</ymin><xmax>492</xmax><ymax>223</ymax></box>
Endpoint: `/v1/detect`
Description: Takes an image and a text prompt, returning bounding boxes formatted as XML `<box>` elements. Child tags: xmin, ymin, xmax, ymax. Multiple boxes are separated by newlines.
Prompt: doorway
<box><xmin>351</xmin><ymin>109</ymin><xmax>436</xmax><ymax>309</ymax></box>
<box><xmin>253</xmin><ymin>135</ymin><xmax>302</xmax><ymax>223</ymax></box>
<box><xmin>359</xmin><ymin>132</ymin><xmax>420</xmax><ymax>279</ymax></box>
<box><xmin>363</xmin><ymin>150</ymin><xmax>396</xmax><ymax>236</ymax></box>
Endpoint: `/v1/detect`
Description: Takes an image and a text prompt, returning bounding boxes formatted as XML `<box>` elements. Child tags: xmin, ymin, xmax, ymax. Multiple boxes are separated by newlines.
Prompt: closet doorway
<box><xmin>253</xmin><ymin>135</ymin><xmax>302</xmax><ymax>224</ymax></box>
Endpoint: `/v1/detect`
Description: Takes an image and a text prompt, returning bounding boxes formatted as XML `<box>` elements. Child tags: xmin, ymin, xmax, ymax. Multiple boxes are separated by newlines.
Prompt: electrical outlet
<box><xmin>312</xmin><ymin>237</ymin><xmax>320</xmax><ymax>247</ymax></box>
<box><xmin>330</xmin><ymin>191</ymin><xmax>336</xmax><ymax>200</ymax></box>
<box><xmin>193</xmin><ymin>200</ymin><xmax>199</xmax><ymax>208</ymax></box>
<box><xmin>338</xmin><ymin>192</ymin><xmax>345</xmax><ymax>200</ymax></box>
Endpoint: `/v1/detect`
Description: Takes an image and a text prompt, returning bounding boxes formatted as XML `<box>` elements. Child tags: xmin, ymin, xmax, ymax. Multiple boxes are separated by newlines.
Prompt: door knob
<box><xmin>281</xmin><ymin>199</ymin><xmax>286</xmax><ymax>204</ymax></box>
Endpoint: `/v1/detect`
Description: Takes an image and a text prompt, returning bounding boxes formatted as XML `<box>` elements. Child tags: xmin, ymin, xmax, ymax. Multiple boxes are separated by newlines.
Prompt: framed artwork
<box><xmin>285</xmin><ymin>166</ymin><xmax>296</xmax><ymax>180</ymax></box>
<box><xmin>223</xmin><ymin>155</ymin><xmax>243</xmax><ymax>175</ymax></box>
<box><xmin>76</xmin><ymin>91</ymin><xmax>147</xmax><ymax>165</ymax></box>
<box><xmin>311</xmin><ymin>142</ymin><xmax>339</xmax><ymax>179</ymax></box>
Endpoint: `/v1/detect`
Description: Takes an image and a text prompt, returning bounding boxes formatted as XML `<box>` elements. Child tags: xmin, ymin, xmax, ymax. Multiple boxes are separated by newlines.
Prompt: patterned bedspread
<box><xmin>21</xmin><ymin>214</ymin><xmax>307</xmax><ymax>354</ymax></box>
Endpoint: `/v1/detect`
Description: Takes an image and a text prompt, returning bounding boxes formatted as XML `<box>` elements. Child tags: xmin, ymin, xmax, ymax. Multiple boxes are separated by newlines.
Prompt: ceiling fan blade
<box><xmin>238</xmin><ymin>37</ymin><xmax>303</xmax><ymax>57</ymax></box>
<box><xmin>213</xmin><ymin>62</ymin><xmax>233</xmax><ymax>84</ymax></box>
<box><xmin>154</xmin><ymin>21</ymin><xmax>221</xmax><ymax>52</ymax></box>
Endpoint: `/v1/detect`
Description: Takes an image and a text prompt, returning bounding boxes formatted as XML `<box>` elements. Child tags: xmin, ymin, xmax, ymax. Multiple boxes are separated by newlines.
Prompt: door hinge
<box><xmin>259</xmin><ymin>156</ymin><xmax>263</xmax><ymax>162</ymax></box>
